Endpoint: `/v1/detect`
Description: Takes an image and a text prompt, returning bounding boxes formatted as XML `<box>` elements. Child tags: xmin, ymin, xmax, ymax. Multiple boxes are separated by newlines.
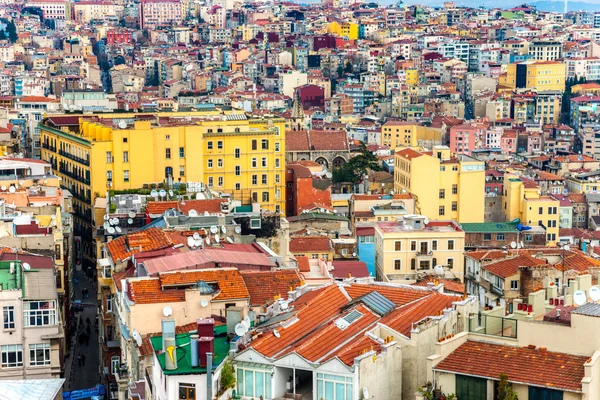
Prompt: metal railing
<box><xmin>469</xmin><ymin>314</ymin><xmax>517</xmax><ymax>339</ymax></box>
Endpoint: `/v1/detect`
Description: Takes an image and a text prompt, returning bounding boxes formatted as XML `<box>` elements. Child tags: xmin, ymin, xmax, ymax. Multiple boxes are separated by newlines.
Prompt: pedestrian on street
<box><xmin>77</xmin><ymin>355</ymin><xmax>82</xmax><ymax>366</ymax></box>
<box><xmin>81</xmin><ymin>354</ymin><xmax>86</xmax><ymax>366</ymax></box>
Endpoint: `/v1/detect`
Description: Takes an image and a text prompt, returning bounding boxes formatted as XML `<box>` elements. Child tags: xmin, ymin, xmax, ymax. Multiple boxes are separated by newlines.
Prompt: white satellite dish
<box><xmin>423</xmin><ymin>217</ymin><xmax>429</xmax><ymax>225</ymax></box>
<box><xmin>22</xmin><ymin>263</ymin><xmax>31</xmax><ymax>271</ymax></box>
<box><xmin>104</xmin><ymin>214</ymin><xmax>110</xmax><ymax>221</ymax></box>
<box><xmin>118</xmin><ymin>120</ymin><xmax>127</xmax><ymax>129</ymax></box>
<box><xmin>280</xmin><ymin>301</ymin><xmax>289</xmax><ymax>311</ymax></box>
<box><xmin>273</xmin><ymin>329</ymin><xmax>280</xmax><ymax>338</ymax></box>
<box><xmin>189</xmin><ymin>209</ymin><xmax>198</xmax><ymax>217</ymax></box>
<box><xmin>107</xmin><ymin>226</ymin><xmax>116</xmax><ymax>234</ymax></box>
<box><xmin>200</xmin><ymin>299</ymin><xmax>209</xmax><ymax>308</ymax></box>
<box><xmin>159</xmin><ymin>189</ymin><xmax>166</xmax><ymax>197</ymax></box>
<box><xmin>111</xmin><ymin>218</ymin><xmax>120</xmax><ymax>225</ymax></box>
<box><xmin>510</xmin><ymin>241</ymin><xmax>517</xmax><ymax>249</ymax></box>
<box><xmin>0</xmin><ymin>186</ymin><xmax>5</xmax><ymax>191</ymax></box>
<box><xmin>235</xmin><ymin>226</ymin><xmax>242</xmax><ymax>234</ymax></box>
<box><xmin>133</xmin><ymin>331</ymin><xmax>142</xmax><ymax>347</ymax></box>
<box><xmin>210</xmin><ymin>226</ymin><xmax>218</xmax><ymax>234</ymax></box>
<box><xmin>242</xmin><ymin>316</ymin><xmax>250</xmax><ymax>328</ymax></box>
<box><xmin>115</xmin><ymin>226</ymin><xmax>122</xmax><ymax>233</ymax></box>
<box><xmin>226</xmin><ymin>237</ymin><xmax>234</xmax><ymax>243</ymax></box>
<box><xmin>235</xmin><ymin>323</ymin><xmax>247</xmax><ymax>337</ymax></box>
<box><xmin>103</xmin><ymin>222</ymin><xmax>110</xmax><ymax>230</ymax></box>
<box><xmin>574</xmin><ymin>290</ymin><xmax>587</xmax><ymax>306</ymax></box>
<box><xmin>128</xmin><ymin>211</ymin><xmax>136</xmax><ymax>218</ymax></box>
<box><xmin>168</xmin><ymin>190</ymin><xmax>174</xmax><ymax>197</ymax></box>
<box><xmin>18</xmin><ymin>180</ymin><xmax>24</xmax><ymax>186</ymax></box>
<box><xmin>221</xmin><ymin>226</ymin><xmax>226</xmax><ymax>234</ymax></box>
<box><xmin>591</xmin><ymin>286</ymin><xmax>600</xmax><ymax>302</ymax></box>
<box><xmin>363</xmin><ymin>388</ymin><xmax>369</xmax><ymax>399</ymax></box>
<box><xmin>205</xmin><ymin>237</ymin><xmax>211</xmax><ymax>245</ymax></box>
<box><xmin>127</xmin><ymin>218</ymin><xmax>134</xmax><ymax>224</ymax></box>
<box><xmin>214</xmin><ymin>234</ymin><xmax>220</xmax><ymax>243</ymax></box>
<box><xmin>194</xmin><ymin>239</ymin><xmax>203</xmax><ymax>247</ymax></box>
<box><xmin>433</xmin><ymin>265</ymin><xmax>444</xmax><ymax>276</ymax></box>
<box><xmin>162</xmin><ymin>305</ymin><xmax>173</xmax><ymax>317</ymax></box>
<box><xmin>563</xmin><ymin>244</ymin><xmax>571</xmax><ymax>252</ymax></box>
<box><xmin>193</xmin><ymin>232</ymin><xmax>200</xmax><ymax>240</ymax></box>
<box><xmin>150</xmin><ymin>190</ymin><xmax>158</xmax><ymax>197</ymax></box>
<box><xmin>187</xmin><ymin>237</ymin><xmax>195</xmax><ymax>247</ymax></box>
<box><xmin>8</xmin><ymin>186</ymin><xmax>15</xmax><ymax>193</ymax></box>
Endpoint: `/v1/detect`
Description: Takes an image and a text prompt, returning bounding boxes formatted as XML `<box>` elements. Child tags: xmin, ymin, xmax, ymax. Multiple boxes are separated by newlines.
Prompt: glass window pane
<box><xmin>346</xmin><ymin>383</ymin><xmax>353</xmax><ymax>400</ymax></box>
<box><xmin>317</xmin><ymin>380</ymin><xmax>323</xmax><ymax>400</ymax></box>
<box><xmin>325</xmin><ymin>381</ymin><xmax>335</xmax><ymax>400</ymax></box>
<box><xmin>237</xmin><ymin>368</ymin><xmax>244</xmax><ymax>395</ymax></box>
<box><xmin>245</xmin><ymin>370</ymin><xmax>254</xmax><ymax>397</ymax></box>
<box><xmin>256</xmin><ymin>372</ymin><xmax>264</xmax><ymax>399</ymax></box>
<box><xmin>336</xmin><ymin>383</ymin><xmax>345</xmax><ymax>400</ymax></box>
<box><xmin>265</xmin><ymin>372</ymin><xmax>272</xmax><ymax>399</ymax></box>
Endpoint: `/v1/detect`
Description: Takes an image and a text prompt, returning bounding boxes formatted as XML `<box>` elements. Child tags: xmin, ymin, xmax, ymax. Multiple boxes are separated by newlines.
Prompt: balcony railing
<box><xmin>59</xmin><ymin>167</ymin><xmax>91</xmax><ymax>186</ymax></box>
<box><xmin>59</xmin><ymin>150</ymin><xmax>90</xmax><ymax>166</ymax></box>
<box><xmin>416</xmin><ymin>250</ymin><xmax>433</xmax><ymax>258</ymax></box>
<box><xmin>469</xmin><ymin>314</ymin><xmax>518</xmax><ymax>339</ymax></box>
<box><xmin>465</xmin><ymin>271</ymin><xmax>476</xmax><ymax>281</ymax></box>
<box><xmin>491</xmin><ymin>284</ymin><xmax>504</xmax><ymax>297</ymax></box>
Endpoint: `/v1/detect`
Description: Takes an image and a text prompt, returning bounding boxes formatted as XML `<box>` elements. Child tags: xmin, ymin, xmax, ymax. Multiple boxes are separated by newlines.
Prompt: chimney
<box><xmin>190</xmin><ymin>334</ymin><xmax>199</xmax><ymax>368</ymax></box>
<box><xmin>427</xmin><ymin>282</ymin><xmax>436</xmax><ymax>291</ymax></box>
<box><xmin>164</xmin><ymin>337</ymin><xmax>177</xmax><ymax>370</ymax></box>
<box><xmin>206</xmin><ymin>352</ymin><xmax>213</xmax><ymax>400</ymax></box>
<box><xmin>197</xmin><ymin>318</ymin><xmax>215</xmax><ymax>338</ymax></box>
<box><xmin>198</xmin><ymin>337</ymin><xmax>214</xmax><ymax>368</ymax></box>
<box><xmin>288</xmin><ymin>287</ymin><xmax>296</xmax><ymax>301</ymax></box>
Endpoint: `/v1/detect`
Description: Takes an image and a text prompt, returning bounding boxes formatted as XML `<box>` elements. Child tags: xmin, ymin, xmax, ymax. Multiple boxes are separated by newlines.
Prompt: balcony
<box><xmin>469</xmin><ymin>314</ymin><xmax>518</xmax><ymax>339</ymax></box>
<box><xmin>59</xmin><ymin>166</ymin><xmax>91</xmax><ymax>186</ymax></box>
<box><xmin>58</xmin><ymin>149</ymin><xmax>90</xmax><ymax>166</ymax></box>
<box><xmin>491</xmin><ymin>284</ymin><xmax>504</xmax><ymax>297</ymax></box>
<box><xmin>465</xmin><ymin>271</ymin><xmax>476</xmax><ymax>281</ymax></box>
<box><xmin>415</xmin><ymin>250</ymin><xmax>434</xmax><ymax>259</ymax></box>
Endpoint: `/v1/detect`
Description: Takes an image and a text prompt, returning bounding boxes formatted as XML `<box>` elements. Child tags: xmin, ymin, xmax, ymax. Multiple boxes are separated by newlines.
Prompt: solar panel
<box><xmin>361</xmin><ymin>291</ymin><xmax>396</xmax><ymax>317</ymax></box>
<box><xmin>343</xmin><ymin>310</ymin><xmax>363</xmax><ymax>324</ymax></box>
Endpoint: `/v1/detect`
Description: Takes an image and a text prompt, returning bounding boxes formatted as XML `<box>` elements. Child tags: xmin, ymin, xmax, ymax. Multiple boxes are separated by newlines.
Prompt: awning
<box><xmin>234</xmin><ymin>361</ymin><xmax>273</xmax><ymax>372</ymax></box>
<box><xmin>484</xmin><ymin>292</ymin><xmax>499</xmax><ymax>301</ymax></box>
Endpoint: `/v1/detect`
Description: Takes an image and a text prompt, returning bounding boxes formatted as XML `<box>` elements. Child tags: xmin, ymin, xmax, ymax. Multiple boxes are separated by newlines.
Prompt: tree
<box><xmin>0</xmin><ymin>30</ymin><xmax>6</xmax><ymax>41</ymax></box>
<box><xmin>6</xmin><ymin>20</ymin><xmax>17</xmax><ymax>43</ymax></box>
<box><xmin>344</xmin><ymin>61</ymin><xmax>353</xmax><ymax>73</ymax></box>
<box><xmin>497</xmin><ymin>373</ymin><xmax>518</xmax><ymax>400</ymax></box>
<box><xmin>332</xmin><ymin>143</ymin><xmax>383</xmax><ymax>184</ymax></box>
<box><xmin>219</xmin><ymin>361</ymin><xmax>236</xmax><ymax>395</ymax></box>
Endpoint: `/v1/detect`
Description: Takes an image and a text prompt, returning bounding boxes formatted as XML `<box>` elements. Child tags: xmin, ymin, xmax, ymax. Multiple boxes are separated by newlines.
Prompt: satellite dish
<box><xmin>221</xmin><ymin>226</ymin><xmax>226</xmax><ymax>234</ymax></box>
<box><xmin>280</xmin><ymin>301</ymin><xmax>289</xmax><ymax>311</ymax></box>
<box><xmin>169</xmin><ymin>190</ymin><xmax>174</xmax><ymax>197</ymax></box>
<box><xmin>162</xmin><ymin>306</ymin><xmax>173</xmax><ymax>317</ymax></box>
<box><xmin>200</xmin><ymin>299</ymin><xmax>209</xmax><ymax>308</ymax></box>
<box><xmin>590</xmin><ymin>286</ymin><xmax>600</xmax><ymax>302</ymax></box>
<box><xmin>115</xmin><ymin>226</ymin><xmax>122</xmax><ymax>233</ymax></box>
<box><xmin>1</xmin><ymin>186</ymin><xmax>5</xmax><ymax>191</ymax></box>
<box><xmin>22</xmin><ymin>263</ymin><xmax>31</xmax><ymax>271</ymax></box>
<box><xmin>104</xmin><ymin>214</ymin><xmax>110</xmax><ymax>221</ymax></box>
<box><xmin>273</xmin><ymin>329</ymin><xmax>280</xmax><ymax>338</ymax></box>
<box><xmin>189</xmin><ymin>209</ymin><xmax>198</xmax><ymax>217</ymax></box>
<box><xmin>235</xmin><ymin>323</ymin><xmax>248</xmax><ymax>337</ymax></box>
<box><xmin>434</xmin><ymin>265</ymin><xmax>444</xmax><ymax>276</ymax></box>
<box><xmin>118</xmin><ymin>120</ymin><xmax>127</xmax><ymax>129</ymax></box>
<box><xmin>574</xmin><ymin>290</ymin><xmax>587</xmax><ymax>306</ymax></box>
<box><xmin>563</xmin><ymin>245</ymin><xmax>571</xmax><ymax>252</ymax></box>
<box><xmin>210</xmin><ymin>226</ymin><xmax>218</xmax><ymax>234</ymax></box>
<box><xmin>204</xmin><ymin>211</ymin><xmax>210</xmax><ymax>216</ymax></box>
<box><xmin>111</xmin><ymin>218</ymin><xmax>120</xmax><ymax>225</ymax></box>
<box><xmin>363</xmin><ymin>388</ymin><xmax>369</xmax><ymax>399</ymax></box>
<box><xmin>214</xmin><ymin>234</ymin><xmax>220</xmax><ymax>243</ymax></box>
<box><xmin>205</xmin><ymin>237</ymin><xmax>211</xmax><ymax>245</ymax></box>
<box><xmin>193</xmin><ymin>232</ymin><xmax>200</xmax><ymax>240</ymax></box>
<box><xmin>128</xmin><ymin>211</ymin><xmax>136</xmax><ymax>218</ymax></box>
<box><xmin>510</xmin><ymin>241</ymin><xmax>517</xmax><ymax>249</ymax></box>
<box><xmin>127</xmin><ymin>218</ymin><xmax>134</xmax><ymax>224</ymax></box>
<box><xmin>235</xmin><ymin>226</ymin><xmax>242</xmax><ymax>234</ymax></box>
<box><xmin>133</xmin><ymin>331</ymin><xmax>142</xmax><ymax>347</ymax></box>
<box><xmin>150</xmin><ymin>190</ymin><xmax>158</xmax><ymax>197</ymax></box>
<box><xmin>18</xmin><ymin>180</ymin><xmax>24</xmax><ymax>186</ymax></box>
<box><xmin>107</xmin><ymin>226</ymin><xmax>116</xmax><ymax>234</ymax></box>
<box><xmin>242</xmin><ymin>316</ymin><xmax>251</xmax><ymax>328</ymax></box>
<box><xmin>8</xmin><ymin>186</ymin><xmax>15</xmax><ymax>193</ymax></box>
<box><xmin>520</xmin><ymin>241</ymin><xmax>524</xmax><ymax>249</ymax></box>
<box><xmin>159</xmin><ymin>189</ymin><xmax>166</xmax><ymax>197</ymax></box>
<box><xmin>187</xmin><ymin>237</ymin><xmax>195</xmax><ymax>247</ymax></box>
<box><xmin>103</xmin><ymin>222</ymin><xmax>110</xmax><ymax>230</ymax></box>
<box><xmin>194</xmin><ymin>239</ymin><xmax>203</xmax><ymax>247</ymax></box>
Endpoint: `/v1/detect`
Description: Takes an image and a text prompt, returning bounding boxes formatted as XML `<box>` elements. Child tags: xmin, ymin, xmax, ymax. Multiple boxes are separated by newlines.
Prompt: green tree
<box><xmin>344</xmin><ymin>61</ymin><xmax>353</xmax><ymax>73</ymax></box>
<box><xmin>6</xmin><ymin>20</ymin><xmax>17</xmax><ymax>43</ymax></box>
<box><xmin>219</xmin><ymin>361</ymin><xmax>236</xmax><ymax>394</ymax></box>
<box><xmin>0</xmin><ymin>30</ymin><xmax>6</xmax><ymax>41</ymax></box>
<box><xmin>497</xmin><ymin>372</ymin><xmax>518</xmax><ymax>400</ymax></box>
<box><xmin>332</xmin><ymin>143</ymin><xmax>382</xmax><ymax>184</ymax></box>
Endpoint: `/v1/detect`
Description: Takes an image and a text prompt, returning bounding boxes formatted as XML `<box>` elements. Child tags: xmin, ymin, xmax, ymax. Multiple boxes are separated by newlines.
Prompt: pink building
<box><xmin>484</xmin><ymin>127</ymin><xmax>503</xmax><ymax>149</ymax></box>
<box><xmin>527</xmin><ymin>132</ymin><xmax>543</xmax><ymax>153</ymax></box>
<box><xmin>139</xmin><ymin>0</ymin><xmax>183</xmax><ymax>30</ymax></box>
<box><xmin>449</xmin><ymin>123</ymin><xmax>484</xmax><ymax>155</ymax></box>
<box><xmin>501</xmin><ymin>131</ymin><xmax>517</xmax><ymax>154</ymax></box>
<box><xmin>30</xmin><ymin>0</ymin><xmax>69</xmax><ymax>20</ymax></box>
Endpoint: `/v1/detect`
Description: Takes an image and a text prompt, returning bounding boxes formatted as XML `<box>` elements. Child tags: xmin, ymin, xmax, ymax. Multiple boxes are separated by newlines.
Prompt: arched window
<box><xmin>411</xmin><ymin>259</ymin><xmax>416</xmax><ymax>270</ymax></box>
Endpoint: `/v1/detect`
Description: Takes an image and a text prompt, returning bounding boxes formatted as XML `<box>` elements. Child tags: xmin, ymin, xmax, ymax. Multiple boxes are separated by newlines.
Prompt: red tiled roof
<box><xmin>434</xmin><ymin>340</ymin><xmax>588</xmax><ymax>392</ymax></box>
<box><xmin>345</xmin><ymin>284</ymin><xmax>429</xmax><ymax>306</ymax></box>
<box><xmin>289</xmin><ymin>236</ymin><xmax>332</xmax><ymax>253</ymax></box>
<box><xmin>396</xmin><ymin>147</ymin><xmax>424</xmax><ymax>160</ymax></box>
<box><xmin>465</xmin><ymin>250</ymin><xmax>509</xmax><ymax>262</ymax></box>
<box><xmin>413</xmin><ymin>276</ymin><xmax>465</xmax><ymax>294</ymax></box>
<box><xmin>240</xmin><ymin>270</ymin><xmax>303</xmax><ymax>307</ymax></box>
<box><xmin>331</xmin><ymin>261</ymin><xmax>370</xmax><ymax>279</ymax></box>
<box><xmin>330</xmin><ymin>335</ymin><xmax>382</xmax><ymax>365</ymax></box>
<box><xmin>296</xmin><ymin>256</ymin><xmax>310</xmax><ymax>272</ymax></box>
<box><xmin>159</xmin><ymin>268</ymin><xmax>249</xmax><ymax>300</ymax></box>
<box><xmin>482</xmin><ymin>255</ymin><xmax>547</xmax><ymax>278</ymax></box>
<box><xmin>106</xmin><ymin>227</ymin><xmax>173</xmax><ymax>262</ymax></box>
<box><xmin>128</xmin><ymin>279</ymin><xmax>185</xmax><ymax>304</ymax></box>
<box><xmin>285</xmin><ymin>130</ymin><xmax>349</xmax><ymax>152</ymax></box>
<box><xmin>146</xmin><ymin>199</ymin><xmax>227</xmax><ymax>215</ymax></box>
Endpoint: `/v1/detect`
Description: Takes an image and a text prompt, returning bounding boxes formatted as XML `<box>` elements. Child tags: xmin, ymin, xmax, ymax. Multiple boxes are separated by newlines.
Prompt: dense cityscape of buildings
<box><xmin>4</xmin><ymin>0</ymin><xmax>600</xmax><ymax>399</ymax></box>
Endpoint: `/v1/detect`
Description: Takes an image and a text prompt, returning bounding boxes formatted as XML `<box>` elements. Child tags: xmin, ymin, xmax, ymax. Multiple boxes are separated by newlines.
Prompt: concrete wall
<box><xmin>358</xmin><ymin>344</ymin><xmax>403</xmax><ymax>400</ymax></box>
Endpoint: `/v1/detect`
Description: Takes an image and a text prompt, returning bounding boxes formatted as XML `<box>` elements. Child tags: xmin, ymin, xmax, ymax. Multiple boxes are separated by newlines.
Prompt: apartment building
<box><xmin>501</xmin><ymin>60</ymin><xmax>566</xmax><ymax>92</ymax></box>
<box><xmin>73</xmin><ymin>1</ymin><xmax>124</xmax><ymax>24</ymax></box>
<box><xmin>29</xmin><ymin>0</ymin><xmax>71</xmax><ymax>20</ymax></box>
<box><xmin>139</xmin><ymin>0</ymin><xmax>183</xmax><ymax>30</ymax></box>
<box><xmin>380</xmin><ymin>121</ymin><xmax>442</xmax><ymax>149</ymax></box>
<box><xmin>528</xmin><ymin>40</ymin><xmax>562</xmax><ymax>61</ymax></box>
<box><xmin>394</xmin><ymin>146</ymin><xmax>485</xmax><ymax>223</ymax></box>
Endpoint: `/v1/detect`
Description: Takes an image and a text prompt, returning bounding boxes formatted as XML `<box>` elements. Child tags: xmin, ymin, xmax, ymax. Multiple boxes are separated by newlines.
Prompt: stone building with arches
<box><xmin>285</xmin><ymin>129</ymin><xmax>350</xmax><ymax>170</ymax></box>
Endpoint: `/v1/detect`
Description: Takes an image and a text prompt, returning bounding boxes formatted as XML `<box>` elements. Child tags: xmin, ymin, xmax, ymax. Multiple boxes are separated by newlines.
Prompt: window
<box><xmin>179</xmin><ymin>383</ymin><xmax>196</xmax><ymax>400</ymax></box>
<box><xmin>262</xmin><ymin>192</ymin><xmax>269</xmax><ymax>202</ymax></box>
<box><xmin>107</xmin><ymin>170</ymin><xmax>112</xmax><ymax>181</ymax></box>
<box><xmin>252</xmin><ymin>158</ymin><xmax>257</xmax><ymax>168</ymax></box>
<box><xmin>452</xmin><ymin>184</ymin><xmax>458</xmax><ymax>194</ymax></box>
<box><xmin>235</xmin><ymin>166</ymin><xmax>241</xmax><ymax>176</ymax></box>
<box><xmin>165</xmin><ymin>134</ymin><xmax>170</xmax><ymax>141</ymax></box>
<box><xmin>448</xmin><ymin>240</ymin><xmax>455</xmax><ymax>250</ymax></box>
<box><xmin>275</xmin><ymin>158</ymin><xmax>280</xmax><ymax>168</ymax></box>
<box><xmin>395</xmin><ymin>241</ymin><xmax>402</xmax><ymax>251</ymax></box>
<box><xmin>123</xmin><ymin>151</ymin><xmax>128</xmax><ymax>162</ymax></box>
<box><xmin>411</xmin><ymin>259</ymin><xmax>416</xmax><ymax>270</ymax></box>
<box><xmin>432</xmin><ymin>240</ymin><xmax>438</xmax><ymax>250</ymax></box>
<box><xmin>447</xmin><ymin>258</ymin><xmax>454</xmax><ymax>269</ymax></box>
<box><xmin>208</xmin><ymin>177</ymin><xmax>214</xmax><ymax>187</ymax></box>
<box><xmin>234</xmin><ymin>148</ymin><xmax>241</xmax><ymax>158</ymax></box>
<box><xmin>236</xmin><ymin>366</ymin><xmax>272</xmax><ymax>399</ymax></box>
<box><xmin>208</xmin><ymin>159</ymin><xmax>213</xmax><ymax>168</ymax></box>
<box><xmin>218</xmin><ymin>176</ymin><xmax>223</xmax><ymax>187</ymax></box>
<box><xmin>439</xmin><ymin>189</ymin><xmax>445</xmax><ymax>199</ymax></box>
<box><xmin>510</xmin><ymin>280</ymin><xmax>519</xmax><ymax>290</ymax></box>
<box><xmin>24</xmin><ymin>301</ymin><xmax>57</xmax><ymax>327</ymax></box>
<box><xmin>235</xmin><ymin>183</ymin><xmax>241</xmax><ymax>190</ymax></box>
<box><xmin>217</xmin><ymin>159</ymin><xmax>223</xmax><ymax>168</ymax></box>
<box><xmin>3</xmin><ymin>306</ymin><xmax>14</xmax><ymax>329</ymax></box>
<box><xmin>439</xmin><ymin>206</ymin><xmax>445</xmax><ymax>216</ymax></box>
<box><xmin>111</xmin><ymin>356</ymin><xmax>120</xmax><ymax>374</ymax></box>
<box><xmin>180</xmin><ymin>166</ymin><xmax>185</xmax><ymax>177</ymax></box>
<box><xmin>106</xmin><ymin>295</ymin><xmax>113</xmax><ymax>313</ymax></box>
<box><xmin>452</xmin><ymin>201</ymin><xmax>457</xmax><ymax>211</ymax></box>
<box><xmin>497</xmin><ymin>233</ymin><xmax>505</xmax><ymax>240</ymax></box>
<box><xmin>262</xmin><ymin>174</ymin><xmax>267</xmax><ymax>185</ymax></box>
<box><xmin>275</xmin><ymin>174</ymin><xmax>280</xmax><ymax>184</ymax></box>
<box><xmin>525</xmin><ymin>233</ymin><xmax>533</xmax><ymax>242</ymax></box>
<box><xmin>124</xmin><ymin>170</ymin><xmax>129</xmax><ymax>182</ymax></box>
<box><xmin>484</xmin><ymin>233</ymin><xmax>492</xmax><ymax>241</ymax></box>
<box><xmin>122</xmin><ymin>137</ymin><xmax>128</xmax><ymax>143</ymax></box>
<box><xmin>275</xmin><ymin>142</ymin><xmax>280</xmax><ymax>152</ymax></box>
<box><xmin>539</xmin><ymin>207</ymin><xmax>543</xmax><ymax>214</ymax></box>
<box><xmin>252</xmin><ymin>175</ymin><xmax>257</xmax><ymax>185</ymax></box>
<box><xmin>29</xmin><ymin>343</ymin><xmax>50</xmax><ymax>366</ymax></box>
<box><xmin>394</xmin><ymin>260</ymin><xmax>401</xmax><ymax>270</ymax></box>
<box><xmin>1</xmin><ymin>345</ymin><xmax>22</xmax><ymax>368</ymax></box>
<box><xmin>207</xmin><ymin>141</ymin><xmax>213</xmax><ymax>150</ymax></box>
<box><xmin>251</xmin><ymin>139</ymin><xmax>257</xmax><ymax>150</ymax></box>
<box><xmin>106</xmin><ymin>151</ymin><xmax>113</xmax><ymax>163</ymax></box>
<box><xmin>261</xmin><ymin>157</ymin><xmax>267</xmax><ymax>167</ymax></box>
<box><xmin>179</xmin><ymin>147</ymin><xmax>185</xmax><ymax>158</ymax></box>
<box><xmin>217</xmin><ymin>141</ymin><xmax>223</xmax><ymax>149</ymax></box>
<box><xmin>261</xmin><ymin>139</ymin><xmax>269</xmax><ymax>149</ymax></box>
<box><xmin>410</xmin><ymin>241</ymin><xmax>416</xmax><ymax>251</ymax></box>
<box><xmin>420</xmin><ymin>241</ymin><xmax>428</xmax><ymax>254</ymax></box>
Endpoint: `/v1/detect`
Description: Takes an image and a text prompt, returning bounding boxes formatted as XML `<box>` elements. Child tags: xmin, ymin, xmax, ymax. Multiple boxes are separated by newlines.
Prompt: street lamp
<box><xmin>558</xmin><ymin>242</ymin><xmax>570</xmax><ymax>302</ymax></box>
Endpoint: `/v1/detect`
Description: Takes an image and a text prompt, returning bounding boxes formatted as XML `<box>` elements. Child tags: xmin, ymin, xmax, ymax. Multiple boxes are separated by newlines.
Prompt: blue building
<box><xmin>357</xmin><ymin>226</ymin><xmax>375</xmax><ymax>276</ymax></box>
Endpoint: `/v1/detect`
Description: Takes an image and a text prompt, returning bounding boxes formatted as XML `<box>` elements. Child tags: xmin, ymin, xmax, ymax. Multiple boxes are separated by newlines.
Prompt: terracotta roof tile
<box><xmin>289</xmin><ymin>236</ymin><xmax>332</xmax><ymax>253</ymax></box>
<box><xmin>159</xmin><ymin>268</ymin><xmax>249</xmax><ymax>301</ymax></box>
<box><xmin>434</xmin><ymin>340</ymin><xmax>588</xmax><ymax>392</ymax></box>
<box><xmin>146</xmin><ymin>199</ymin><xmax>227</xmax><ymax>215</ymax></box>
<box><xmin>380</xmin><ymin>294</ymin><xmax>457</xmax><ymax>337</ymax></box>
<box><xmin>128</xmin><ymin>279</ymin><xmax>185</xmax><ymax>304</ymax></box>
<box><xmin>344</xmin><ymin>284</ymin><xmax>430</xmax><ymax>306</ymax></box>
<box><xmin>106</xmin><ymin>227</ymin><xmax>173</xmax><ymax>262</ymax></box>
<box><xmin>296</xmin><ymin>256</ymin><xmax>310</xmax><ymax>272</ymax></box>
<box><xmin>330</xmin><ymin>335</ymin><xmax>382</xmax><ymax>365</ymax></box>
<box><xmin>240</xmin><ymin>270</ymin><xmax>303</xmax><ymax>307</ymax></box>
<box><xmin>413</xmin><ymin>276</ymin><xmax>465</xmax><ymax>294</ymax></box>
<box><xmin>482</xmin><ymin>255</ymin><xmax>547</xmax><ymax>278</ymax></box>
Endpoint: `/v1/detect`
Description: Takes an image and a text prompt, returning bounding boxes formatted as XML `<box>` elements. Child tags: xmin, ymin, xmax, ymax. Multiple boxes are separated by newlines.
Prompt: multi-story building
<box><xmin>16</xmin><ymin>96</ymin><xmax>61</xmax><ymax>158</ymax></box>
<box><xmin>501</xmin><ymin>60</ymin><xmax>566</xmax><ymax>92</ymax></box>
<box><xmin>373</xmin><ymin>215</ymin><xmax>465</xmax><ymax>281</ymax></box>
<box><xmin>29</xmin><ymin>0</ymin><xmax>71</xmax><ymax>20</ymax></box>
<box><xmin>139</xmin><ymin>0</ymin><xmax>183</xmax><ymax>30</ymax></box>
<box><xmin>39</xmin><ymin>112</ymin><xmax>286</xmax><ymax>260</ymax></box>
<box><xmin>73</xmin><ymin>1</ymin><xmax>124</xmax><ymax>23</ymax></box>
<box><xmin>394</xmin><ymin>146</ymin><xmax>485</xmax><ymax>223</ymax></box>
<box><xmin>381</xmin><ymin>121</ymin><xmax>442</xmax><ymax>149</ymax></box>
<box><xmin>528</xmin><ymin>40</ymin><xmax>562</xmax><ymax>61</ymax></box>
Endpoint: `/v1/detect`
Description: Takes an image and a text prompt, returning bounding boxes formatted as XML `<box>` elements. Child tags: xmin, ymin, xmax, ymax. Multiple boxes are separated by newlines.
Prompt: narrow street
<box><xmin>64</xmin><ymin>267</ymin><xmax>100</xmax><ymax>392</ymax></box>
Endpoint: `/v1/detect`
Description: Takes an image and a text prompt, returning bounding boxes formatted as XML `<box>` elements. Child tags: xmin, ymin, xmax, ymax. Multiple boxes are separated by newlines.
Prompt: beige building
<box><xmin>381</xmin><ymin>121</ymin><xmax>442</xmax><ymax>148</ymax></box>
<box><xmin>73</xmin><ymin>1</ymin><xmax>124</xmax><ymax>23</ymax></box>
<box><xmin>374</xmin><ymin>215</ymin><xmax>465</xmax><ymax>282</ymax></box>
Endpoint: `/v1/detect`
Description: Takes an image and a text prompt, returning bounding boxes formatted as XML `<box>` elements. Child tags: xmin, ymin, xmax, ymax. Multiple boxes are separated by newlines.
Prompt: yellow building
<box><xmin>500</xmin><ymin>60</ymin><xmax>566</xmax><ymax>92</ymax></box>
<box><xmin>503</xmin><ymin>173</ymin><xmax>559</xmax><ymax>244</ymax></box>
<box><xmin>39</xmin><ymin>112</ymin><xmax>286</xmax><ymax>257</ymax></box>
<box><xmin>394</xmin><ymin>146</ymin><xmax>485</xmax><ymax>223</ymax></box>
<box><xmin>381</xmin><ymin>121</ymin><xmax>442</xmax><ymax>148</ymax></box>
<box><xmin>405</xmin><ymin>68</ymin><xmax>419</xmax><ymax>86</ymax></box>
<box><xmin>374</xmin><ymin>215</ymin><xmax>465</xmax><ymax>281</ymax></box>
<box><xmin>326</xmin><ymin>21</ymin><xmax>359</xmax><ymax>40</ymax></box>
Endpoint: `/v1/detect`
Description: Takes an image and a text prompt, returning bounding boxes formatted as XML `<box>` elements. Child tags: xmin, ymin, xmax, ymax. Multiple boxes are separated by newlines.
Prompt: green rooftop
<box><xmin>0</xmin><ymin>261</ymin><xmax>22</xmax><ymax>291</ymax></box>
<box><xmin>150</xmin><ymin>325</ymin><xmax>229</xmax><ymax>375</ymax></box>
<box><xmin>460</xmin><ymin>221</ymin><xmax>519</xmax><ymax>233</ymax></box>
